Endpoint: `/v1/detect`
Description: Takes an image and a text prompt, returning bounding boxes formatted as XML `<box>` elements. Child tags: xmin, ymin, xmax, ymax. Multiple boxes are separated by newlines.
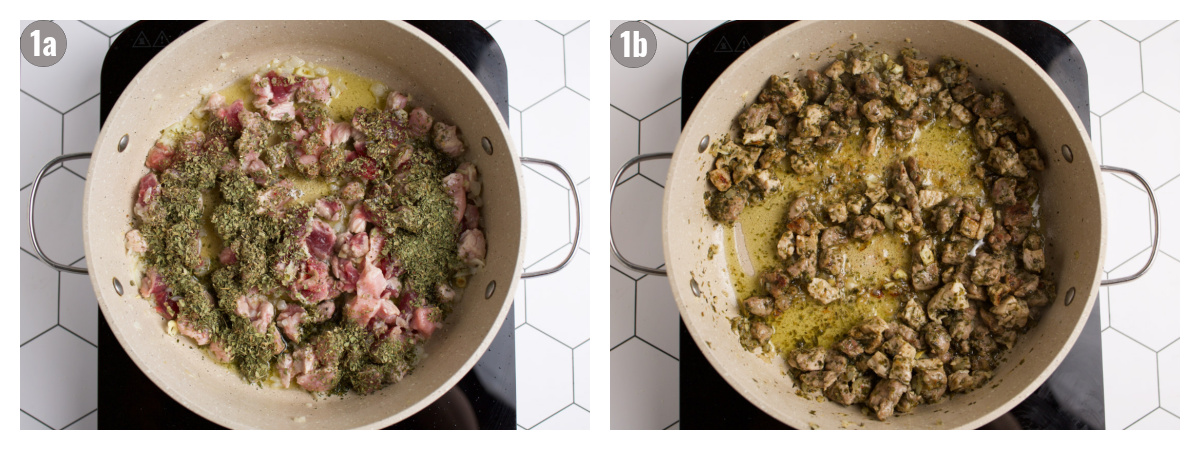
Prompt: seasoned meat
<box><xmin>923</xmin><ymin>323</ymin><xmax>952</xmax><ymax>356</ymax></box>
<box><xmin>852</xmin><ymin>215</ymin><xmax>885</xmax><ymax>240</ymax></box>
<box><xmin>900</xmin><ymin>299</ymin><xmax>927</xmax><ymax>329</ymax></box>
<box><xmin>991</xmin><ymin>296</ymin><xmax>1030</xmax><ymax>329</ymax></box>
<box><xmin>762</xmin><ymin>269</ymin><xmax>791</xmax><ymax>299</ymax></box>
<box><xmin>807</xmin><ymin>277</ymin><xmax>842</xmax><ymax>304</ymax></box>
<box><xmin>892</xmin><ymin>118</ymin><xmax>918</xmax><ymax>141</ymax></box>
<box><xmin>868</xmin><ymin>379</ymin><xmax>909</xmax><ymax>420</ymax></box>
<box><xmin>751</xmin><ymin>321</ymin><xmax>774</xmax><ymax>343</ymax></box>
<box><xmin>707</xmin><ymin>189</ymin><xmax>748</xmax><ymax>223</ymax></box>
<box><xmin>777</xmin><ymin>230</ymin><xmax>796</xmax><ymax>259</ymax></box>
<box><xmin>866</xmin><ymin>351</ymin><xmax>891</xmax><ymax>377</ymax></box>
<box><xmin>971</xmin><ymin>252</ymin><xmax>1006</xmax><ymax>286</ymax></box>
<box><xmin>926</xmin><ymin>281</ymin><xmax>969</xmax><ymax>325</ymax></box>
<box><xmin>948</xmin><ymin>103</ymin><xmax>973</xmax><ymax>129</ymax></box>
<box><xmin>941</xmin><ymin>241</ymin><xmax>971</xmax><ymax>266</ymax></box>
<box><xmin>743</xmin><ymin>296</ymin><xmax>773</xmax><ymax>317</ymax></box>
<box><xmin>827</xmin><ymin>203</ymin><xmax>849</xmax><ymax>224</ymax></box>
<box><xmin>790</xmin><ymin>347</ymin><xmax>827</xmax><ymax>371</ymax></box>
<box><xmin>708</xmin><ymin>168</ymin><xmax>733</xmax><ymax>192</ymax></box>
<box><xmin>1022</xmin><ymin>247</ymin><xmax>1045</xmax><ymax>273</ymax></box>
<box><xmin>837</xmin><ymin>337</ymin><xmax>864</xmax><ymax>358</ymax></box>
<box><xmin>759</xmin><ymin>74</ymin><xmax>809</xmax><ymax>115</ymax></box>
<box><xmin>820</xmin><ymin>226</ymin><xmax>848</xmax><ymax>249</ymax></box>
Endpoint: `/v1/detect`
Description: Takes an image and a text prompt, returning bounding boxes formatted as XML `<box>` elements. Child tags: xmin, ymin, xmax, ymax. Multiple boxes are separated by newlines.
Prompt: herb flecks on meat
<box><xmin>129</xmin><ymin>61</ymin><xmax>485</xmax><ymax>395</ymax></box>
<box><xmin>709</xmin><ymin>45</ymin><xmax>1053</xmax><ymax>421</ymax></box>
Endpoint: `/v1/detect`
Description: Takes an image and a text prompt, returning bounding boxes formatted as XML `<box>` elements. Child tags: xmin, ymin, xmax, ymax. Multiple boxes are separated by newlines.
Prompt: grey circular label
<box><xmin>21</xmin><ymin>21</ymin><xmax>67</xmax><ymax>67</ymax></box>
<box><xmin>611</xmin><ymin>21</ymin><xmax>657</xmax><ymax>69</ymax></box>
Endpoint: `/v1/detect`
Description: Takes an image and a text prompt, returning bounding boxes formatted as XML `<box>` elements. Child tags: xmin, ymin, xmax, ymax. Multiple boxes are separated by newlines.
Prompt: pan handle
<box><xmin>519</xmin><ymin>157</ymin><xmax>580</xmax><ymax>278</ymax></box>
<box><xmin>1099</xmin><ymin>165</ymin><xmax>1159</xmax><ymax>286</ymax></box>
<box><xmin>28</xmin><ymin>153</ymin><xmax>91</xmax><ymax>275</ymax></box>
<box><xmin>609</xmin><ymin>153</ymin><xmax>673</xmax><ymax>276</ymax></box>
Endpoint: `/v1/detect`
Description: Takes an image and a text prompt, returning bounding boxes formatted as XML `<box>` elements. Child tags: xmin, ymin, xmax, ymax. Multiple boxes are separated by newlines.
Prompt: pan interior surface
<box><xmin>82</xmin><ymin>20</ymin><xmax>523</xmax><ymax>429</ymax></box>
<box><xmin>662</xmin><ymin>20</ymin><xmax>1103</xmax><ymax>429</ymax></box>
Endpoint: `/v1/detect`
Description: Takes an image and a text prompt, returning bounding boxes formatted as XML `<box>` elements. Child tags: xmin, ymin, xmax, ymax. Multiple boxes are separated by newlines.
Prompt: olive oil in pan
<box><xmin>724</xmin><ymin>116</ymin><xmax>982</xmax><ymax>355</ymax></box>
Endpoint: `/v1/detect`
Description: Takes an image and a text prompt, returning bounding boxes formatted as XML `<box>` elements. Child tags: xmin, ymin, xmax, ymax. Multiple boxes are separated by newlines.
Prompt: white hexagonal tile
<box><xmin>513</xmin><ymin>278</ymin><xmax>526</xmax><ymax>326</ymax></box>
<box><xmin>522</xmin><ymin>165</ymin><xmax>570</xmax><ymax>265</ymax></box>
<box><xmin>1068</xmin><ymin>21</ymin><xmax>1143</xmax><ymax>114</ymax></box>
<box><xmin>20</xmin><ymin>21</ymin><xmax>108</xmax><ymax>112</ymax></box>
<box><xmin>80</xmin><ymin>20</ymin><xmax>135</xmax><ymax>36</ymax></box>
<box><xmin>1100</xmin><ymin>329</ymin><xmax>1159</xmax><ymax>429</ymax></box>
<box><xmin>574</xmin><ymin>340</ymin><xmax>590</xmax><ymax>410</ymax></box>
<box><xmin>508</xmin><ymin>107</ymin><xmax>523</xmax><ymax>153</ymax></box>
<box><xmin>575</xmin><ymin>179</ymin><xmax>591</xmax><ymax>253</ymax></box>
<box><xmin>515</xmin><ymin>326</ymin><xmax>574</xmax><ymax>427</ymax></box>
<box><xmin>540</xmin><ymin>20</ymin><xmax>586</xmax><ymax>35</ymax></box>
<box><xmin>475</xmin><ymin>20</ymin><xmax>498</xmax><ymax>29</ymax></box>
<box><xmin>564</xmin><ymin>22</ymin><xmax>589</xmax><ymax>98</ymax></box>
<box><xmin>522</xmin><ymin>89</ymin><xmax>590</xmax><ymax>189</ymax></box>
<box><xmin>611</xmin><ymin>267</ymin><xmax>637</xmax><ymax>346</ymax></box>
<box><xmin>1105</xmin><ymin>20</ymin><xmax>1175</xmax><ymax>41</ymax></box>
<box><xmin>21</xmin><ymin>251</ymin><xmax>58</xmax><ymax>344</ymax></box>
<box><xmin>635</xmin><ymin>275</ymin><xmax>679</xmax><ymax>358</ymax></box>
<box><xmin>1108</xmin><ymin>254</ymin><xmax>1177</xmax><ymax>351</ymax></box>
<box><xmin>489</xmin><ymin>21</ymin><xmax>564</xmax><ymax>111</ymax></box>
<box><xmin>20</xmin><ymin>327</ymin><xmax>98</xmax><ymax>429</ymax></box>
<box><xmin>1101</xmin><ymin>94</ymin><xmax>1178</xmax><ymax>189</ymax></box>
<box><xmin>21</xmin><ymin>411</ymin><xmax>51</xmax><ymax>430</ymax></box>
<box><xmin>638</xmin><ymin>99</ymin><xmax>681</xmax><ymax>185</ymax></box>
<box><xmin>1127</xmin><ymin>408</ymin><xmax>1178</xmax><ymax>430</ymax></box>
<box><xmin>1142</xmin><ymin>22</ymin><xmax>1179</xmax><ymax>111</ymax></box>
<box><xmin>1102</xmin><ymin>172</ymin><xmax>1151</xmax><ymax>274</ymax></box>
<box><xmin>611</xmin><ymin>21</ymin><xmax>686</xmax><ymax>119</ymax></box>
<box><xmin>26</xmin><ymin>169</ymin><xmax>86</xmax><ymax>267</ymax></box>
<box><xmin>525</xmin><ymin>252</ymin><xmax>590</xmax><ymax>347</ymax></box>
<box><xmin>1154</xmin><ymin>177</ymin><xmax>1178</xmax><ymax>259</ymax></box>
<box><xmin>59</xmin><ymin>267</ymin><xmax>98</xmax><ymax>345</ymax></box>
<box><xmin>531</xmin><ymin>404</ymin><xmax>588</xmax><ymax>429</ymax></box>
<box><xmin>611</xmin><ymin>338</ymin><xmax>678</xmax><ymax>429</ymax></box>
<box><xmin>1098</xmin><ymin>286</ymin><xmax>1109</xmax><ymax>330</ymax></box>
<box><xmin>62</xmin><ymin>94</ymin><xmax>99</xmax><ymax>176</ymax></box>
<box><xmin>610</xmin><ymin>176</ymin><xmax>665</xmax><ymax>271</ymax></box>
<box><xmin>1159</xmin><ymin>339</ymin><xmax>1179</xmax><ymax>416</ymax></box>
<box><xmin>611</xmin><ymin>106</ymin><xmax>640</xmax><ymax>184</ymax></box>
<box><xmin>21</xmin><ymin>91</ymin><xmax>63</xmax><ymax>187</ymax></box>
<box><xmin>646</xmin><ymin>21</ymin><xmax>725</xmax><ymax>43</ymax></box>
<box><xmin>63</xmin><ymin>410</ymin><xmax>97</xmax><ymax>430</ymax></box>
<box><xmin>1045</xmin><ymin>20</ymin><xmax>1086</xmax><ymax>34</ymax></box>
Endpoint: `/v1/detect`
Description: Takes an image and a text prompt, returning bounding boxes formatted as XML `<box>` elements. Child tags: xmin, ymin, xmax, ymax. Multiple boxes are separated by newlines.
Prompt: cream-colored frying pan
<box><xmin>610</xmin><ymin>20</ymin><xmax>1158</xmax><ymax>429</ymax></box>
<box><xmin>29</xmin><ymin>20</ymin><xmax>578</xmax><ymax>429</ymax></box>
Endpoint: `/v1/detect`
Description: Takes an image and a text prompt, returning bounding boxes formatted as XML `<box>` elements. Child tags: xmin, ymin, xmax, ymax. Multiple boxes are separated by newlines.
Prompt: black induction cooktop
<box><xmin>678</xmin><ymin>20</ymin><xmax>1104</xmax><ymax>430</ymax></box>
<box><xmin>96</xmin><ymin>20</ymin><xmax>516</xmax><ymax>430</ymax></box>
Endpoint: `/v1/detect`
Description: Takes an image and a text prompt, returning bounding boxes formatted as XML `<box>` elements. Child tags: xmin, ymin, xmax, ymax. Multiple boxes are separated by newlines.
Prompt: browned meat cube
<box><xmin>941</xmin><ymin>241</ymin><xmax>972</xmax><ymax>266</ymax></box>
<box><xmin>866</xmin><ymin>351</ymin><xmax>891</xmax><ymax>377</ymax></box>
<box><xmin>824</xmin><ymin>60</ymin><xmax>846</xmax><ymax>79</ymax></box>
<box><xmin>913</xmin><ymin>76</ymin><xmax>943</xmax><ymax>97</ymax></box>
<box><xmin>971</xmin><ymin>252</ymin><xmax>1006</xmax><ymax>286</ymax></box>
<box><xmin>991</xmin><ymin>177</ymin><xmax>1018</xmax><ymax>206</ymax></box>
<box><xmin>819</xmin><ymin>249</ymin><xmax>846</xmax><ymax>277</ymax></box>
<box><xmin>886</xmin><ymin>321</ymin><xmax>925</xmax><ymax>351</ymax></box>
<box><xmin>706</xmin><ymin>189</ymin><xmax>747</xmax><ymax>223</ymax></box>
<box><xmin>1012</xmin><ymin>272</ymin><xmax>1040</xmax><ymax>298</ymax></box>
<box><xmin>856</xmin><ymin>71</ymin><xmax>883</xmax><ymax>97</ymax></box>
<box><xmin>923</xmin><ymin>323</ymin><xmax>952</xmax><ymax>356</ymax></box>
<box><xmin>973</xmin><ymin>91</ymin><xmax>1009</xmax><ymax>118</ymax></box>
<box><xmin>789</xmin><ymin>153</ymin><xmax>816</xmax><ymax>174</ymax></box>
<box><xmin>738</xmin><ymin>103</ymin><xmax>771</xmax><ymax>132</ymax></box>
<box><xmin>759</xmin><ymin>74</ymin><xmax>808</xmax><ymax>115</ymax></box>
<box><xmin>852</xmin><ymin>215</ymin><xmax>885</xmax><ymax>240</ymax></box>
<box><xmin>751</xmin><ymin>321</ymin><xmax>773</xmax><ymax>343</ymax></box>
<box><xmin>836</xmin><ymin>337</ymin><xmax>864</xmax><ymax>357</ymax></box>
<box><xmin>892</xmin><ymin>118</ymin><xmax>918</xmax><ymax>141</ymax></box>
<box><xmin>807</xmin><ymin>277</ymin><xmax>842</xmax><ymax>304</ymax></box>
<box><xmin>891</xmin><ymin>82</ymin><xmax>918</xmax><ymax>111</ymax></box>
<box><xmin>761</xmin><ymin>269</ymin><xmax>790</xmax><ymax>299</ymax></box>
<box><xmin>974</xmin><ymin>118</ymin><xmax>998</xmax><ymax>148</ymax></box>
<box><xmin>797</xmin><ymin>104</ymin><xmax>831</xmax><ymax>138</ymax></box>
<box><xmin>708</xmin><ymin>168</ymin><xmax>733</xmax><ymax>192</ymax></box>
<box><xmin>1022</xmin><ymin>247</ymin><xmax>1045</xmax><ymax>273</ymax></box>
<box><xmin>991</xmin><ymin>296</ymin><xmax>1030</xmax><ymax>329</ymax></box>
<box><xmin>789</xmin><ymin>347</ymin><xmax>827</xmax><ymax>371</ymax></box>
<box><xmin>826</xmin><ymin>203</ymin><xmax>849</xmax><ymax>224</ymax></box>
<box><xmin>786</xmin><ymin>197</ymin><xmax>810</xmax><ymax>221</ymax></box>
<box><xmin>883</xmin><ymin>337</ymin><xmax>917</xmax><ymax>358</ymax></box>
<box><xmin>901</xmin><ymin>299</ymin><xmax>927</xmax><ymax>329</ymax></box>
<box><xmin>777</xmin><ymin>230</ymin><xmax>796</xmax><ymax>259</ymax></box>
<box><xmin>933</xmin><ymin>89</ymin><xmax>954</xmax><ymax>116</ymax></box>
<box><xmin>861</xmin><ymin>98</ymin><xmax>890</xmax><ymax>123</ymax></box>
<box><xmin>868</xmin><ymin>379</ymin><xmax>909</xmax><ymax>420</ymax></box>
<box><xmin>913</xmin><ymin>362</ymin><xmax>947</xmax><ymax>402</ymax></box>
<box><xmin>911</xmin><ymin>262</ymin><xmax>941</xmax><ymax>291</ymax></box>
<box><xmin>825</xmin><ymin>353</ymin><xmax>849</xmax><ymax>374</ymax></box>
<box><xmin>936</xmin><ymin>198</ymin><xmax>963</xmax><ymax>233</ymax></box>
<box><xmin>951</xmin><ymin>80</ymin><xmax>977</xmax><ymax>101</ymax></box>
<box><xmin>800</xmin><ymin>370</ymin><xmax>840</xmax><ymax>390</ymax></box>
<box><xmin>903</xmin><ymin>55</ymin><xmax>930</xmax><ymax>79</ymax></box>
<box><xmin>890</xmin><ymin>355</ymin><xmax>915</xmax><ymax>384</ymax></box>
<box><xmin>926</xmin><ymin>281</ymin><xmax>969</xmax><ymax>325</ymax></box>
<box><xmin>1003</xmin><ymin>202</ymin><xmax>1034</xmax><ymax>229</ymax></box>
<box><xmin>825</xmin><ymin>382</ymin><xmax>857</xmax><ymax>405</ymax></box>
<box><xmin>814</xmin><ymin>120</ymin><xmax>849</xmax><ymax>148</ymax></box>
<box><xmin>988</xmin><ymin>147</ymin><xmax>1028</xmax><ymax>178</ymax></box>
<box><xmin>948</xmin><ymin>103</ymin><xmax>974</xmax><ymax>129</ymax></box>
<box><xmin>743</xmin><ymin>296</ymin><xmax>773</xmax><ymax>317</ymax></box>
<box><xmin>806</xmin><ymin>69</ymin><xmax>831</xmax><ymax>103</ymax></box>
<box><xmin>820</xmin><ymin>226</ymin><xmax>848</xmax><ymax>248</ymax></box>
<box><xmin>948</xmin><ymin>370</ymin><xmax>990</xmax><ymax>393</ymax></box>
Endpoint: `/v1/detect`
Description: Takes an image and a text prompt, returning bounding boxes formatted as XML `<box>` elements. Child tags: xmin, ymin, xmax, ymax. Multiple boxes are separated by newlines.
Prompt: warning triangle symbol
<box><xmin>734</xmin><ymin>36</ymin><xmax>752</xmax><ymax>52</ymax></box>
<box><xmin>715</xmin><ymin>36</ymin><xmax>733</xmax><ymax>53</ymax></box>
<box><xmin>152</xmin><ymin>31</ymin><xmax>170</xmax><ymax>47</ymax></box>
<box><xmin>132</xmin><ymin>31</ymin><xmax>151</xmax><ymax>48</ymax></box>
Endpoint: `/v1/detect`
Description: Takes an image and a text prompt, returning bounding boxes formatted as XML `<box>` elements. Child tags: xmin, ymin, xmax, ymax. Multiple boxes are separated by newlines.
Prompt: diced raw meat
<box><xmin>125</xmin><ymin>230</ymin><xmax>147</xmax><ymax>253</ymax></box>
<box><xmin>386</xmin><ymin>91</ymin><xmax>408</xmax><ymax>111</ymax></box>
<box><xmin>408</xmin><ymin>107</ymin><xmax>433</xmax><ymax>134</ymax></box>
<box><xmin>176</xmin><ymin>315</ymin><xmax>210</xmax><ymax>345</ymax></box>
<box><xmin>218</xmin><ymin>247</ymin><xmax>237</xmax><ymax>265</ymax></box>
<box><xmin>458</xmin><ymin>229</ymin><xmax>487</xmax><ymax>264</ymax></box>
<box><xmin>412</xmin><ymin>306</ymin><xmax>439</xmax><ymax>339</ymax></box>
<box><xmin>305</xmin><ymin>219</ymin><xmax>337</xmax><ymax>261</ymax></box>
<box><xmin>298</xmin><ymin>77</ymin><xmax>332</xmax><ymax>105</ymax></box>
<box><xmin>276</xmin><ymin>304</ymin><xmax>307</xmax><ymax>342</ymax></box>
<box><xmin>133</xmin><ymin>173</ymin><xmax>161</xmax><ymax>221</ymax></box>
<box><xmin>291</xmin><ymin>258</ymin><xmax>333</xmax><ymax>304</ymax></box>
<box><xmin>145</xmin><ymin>141</ymin><xmax>175</xmax><ymax>172</ymax></box>
<box><xmin>442</xmin><ymin>172</ymin><xmax>467</xmax><ymax>223</ymax></box>
<box><xmin>210</xmin><ymin>339</ymin><xmax>233</xmax><ymax>363</ymax></box>
<box><xmin>348</xmin><ymin>203</ymin><xmax>368</xmax><ymax>233</ymax></box>
<box><xmin>234</xmin><ymin>291</ymin><xmax>276</xmax><ymax>334</ymax></box>
<box><xmin>433</xmin><ymin>122</ymin><xmax>464</xmax><ymax>157</ymax></box>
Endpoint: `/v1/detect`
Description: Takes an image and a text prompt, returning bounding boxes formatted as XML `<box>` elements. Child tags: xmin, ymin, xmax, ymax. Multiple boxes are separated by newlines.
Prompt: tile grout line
<box><xmin>21</xmin><ymin>409</ymin><xmax>55</xmax><ymax>430</ymax></box>
<box><xmin>61</xmin><ymin>408</ymin><xmax>97</xmax><ymax>429</ymax></box>
<box><xmin>77</xmin><ymin>20</ymin><xmax>115</xmax><ymax>38</ymax></box>
<box><xmin>20</xmin><ymin>325</ymin><xmax>57</xmax><ymax>347</ymax></box>
<box><xmin>21</xmin><ymin>89</ymin><xmax>65</xmax><ymax>114</ymax></box>
<box><xmin>1063</xmin><ymin>20</ymin><xmax>1088</xmax><ymax>35</ymax></box>
<box><xmin>527</xmin><ymin>403</ymin><xmax>574</xmax><ymax>429</ymax></box>
<box><xmin>524</xmin><ymin>242</ymin><xmax>571</xmax><ymax>273</ymax></box>
<box><xmin>644</xmin><ymin>21</ymin><xmax>687</xmax><ymax>45</ymax></box>
<box><xmin>1099</xmin><ymin>20</ymin><xmax>1143</xmax><ymax>43</ymax></box>
<box><xmin>635</xmin><ymin>335</ymin><xmax>678</xmax><ymax>362</ymax></box>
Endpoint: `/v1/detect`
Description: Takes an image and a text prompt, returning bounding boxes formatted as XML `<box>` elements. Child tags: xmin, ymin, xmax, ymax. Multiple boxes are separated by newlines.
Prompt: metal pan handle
<box><xmin>519</xmin><ymin>157</ymin><xmax>580</xmax><ymax>278</ymax></box>
<box><xmin>1099</xmin><ymin>165</ymin><xmax>1160</xmax><ymax>286</ymax></box>
<box><xmin>28</xmin><ymin>153</ymin><xmax>91</xmax><ymax>275</ymax></box>
<box><xmin>609</xmin><ymin>153</ymin><xmax>673</xmax><ymax>276</ymax></box>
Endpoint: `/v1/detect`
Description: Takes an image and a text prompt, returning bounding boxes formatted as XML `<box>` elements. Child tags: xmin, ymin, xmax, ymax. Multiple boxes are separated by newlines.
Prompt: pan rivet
<box><xmin>118</xmin><ymin>134</ymin><xmax>129</xmax><ymax>152</ymax></box>
<box><xmin>1061</xmin><ymin>145</ymin><xmax>1073</xmax><ymax>163</ymax></box>
<box><xmin>690</xmin><ymin>277</ymin><xmax>701</xmax><ymax>297</ymax></box>
<box><xmin>699</xmin><ymin>135</ymin><xmax>710</xmax><ymax>153</ymax></box>
<box><xmin>113</xmin><ymin>277</ymin><xmax>124</xmax><ymax>296</ymax></box>
<box><xmin>1064</xmin><ymin>287</ymin><xmax>1076</xmax><ymax>306</ymax></box>
<box><xmin>485</xmin><ymin>280</ymin><xmax>496</xmax><ymax>299</ymax></box>
<box><xmin>482</xmin><ymin>137</ymin><xmax>494</xmax><ymax>155</ymax></box>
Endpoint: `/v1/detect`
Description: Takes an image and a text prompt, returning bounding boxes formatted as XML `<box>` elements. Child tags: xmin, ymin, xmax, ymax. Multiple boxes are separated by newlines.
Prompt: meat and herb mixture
<box><xmin>126</xmin><ymin>58</ymin><xmax>486</xmax><ymax>395</ymax></box>
<box><xmin>705</xmin><ymin>45</ymin><xmax>1054</xmax><ymax>420</ymax></box>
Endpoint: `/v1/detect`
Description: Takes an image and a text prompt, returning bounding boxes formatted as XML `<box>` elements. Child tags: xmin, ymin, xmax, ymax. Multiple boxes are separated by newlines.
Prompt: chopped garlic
<box><xmin>166</xmin><ymin>320</ymin><xmax>179</xmax><ymax>336</ymax></box>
